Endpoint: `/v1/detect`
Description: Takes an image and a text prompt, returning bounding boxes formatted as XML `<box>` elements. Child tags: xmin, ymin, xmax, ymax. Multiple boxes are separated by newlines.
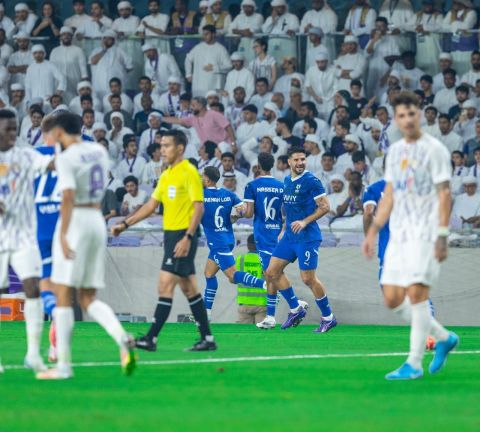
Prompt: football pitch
<box><xmin>0</xmin><ymin>322</ymin><xmax>479</xmax><ymax>432</ymax></box>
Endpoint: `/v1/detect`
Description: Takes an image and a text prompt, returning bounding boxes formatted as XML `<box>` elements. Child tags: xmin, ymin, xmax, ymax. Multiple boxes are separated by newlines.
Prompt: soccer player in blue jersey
<box><xmin>201</xmin><ymin>166</ymin><xmax>266</xmax><ymax>319</ymax></box>
<box><xmin>243</xmin><ymin>152</ymin><xmax>308</xmax><ymax>329</ymax></box>
<box><xmin>266</xmin><ymin>147</ymin><xmax>337</xmax><ymax>332</ymax></box>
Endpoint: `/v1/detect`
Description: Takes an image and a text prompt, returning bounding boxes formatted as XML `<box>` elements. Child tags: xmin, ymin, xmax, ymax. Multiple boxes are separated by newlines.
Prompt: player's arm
<box><xmin>291</xmin><ymin>195</ymin><xmax>329</xmax><ymax>234</ymax></box>
<box><xmin>59</xmin><ymin>189</ymin><xmax>76</xmax><ymax>259</ymax></box>
<box><xmin>242</xmin><ymin>201</ymin><xmax>254</xmax><ymax>218</ymax></box>
<box><xmin>363</xmin><ymin>203</ymin><xmax>376</xmax><ymax>234</ymax></box>
<box><xmin>111</xmin><ymin>197</ymin><xmax>159</xmax><ymax>236</ymax></box>
<box><xmin>362</xmin><ymin>182</ymin><xmax>393</xmax><ymax>258</ymax></box>
<box><xmin>435</xmin><ymin>180</ymin><xmax>452</xmax><ymax>262</ymax></box>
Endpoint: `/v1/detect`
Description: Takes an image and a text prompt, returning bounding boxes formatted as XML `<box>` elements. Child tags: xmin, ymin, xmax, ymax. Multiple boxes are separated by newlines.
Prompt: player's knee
<box><xmin>383</xmin><ymin>296</ymin><xmax>401</xmax><ymax>309</ymax></box>
<box><xmin>23</xmin><ymin>278</ymin><xmax>40</xmax><ymax>298</ymax></box>
<box><xmin>300</xmin><ymin>273</ymin><xmax>315</xmax><ymax>287</ymax></box>
<box><xmin>265</xmin><ymin>267</ymin><xmax>280</xmax><ymax>283</ymax></box>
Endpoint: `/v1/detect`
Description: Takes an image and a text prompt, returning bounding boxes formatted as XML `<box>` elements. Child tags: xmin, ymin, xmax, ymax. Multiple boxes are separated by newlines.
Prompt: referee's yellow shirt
<box><xmin>152</xmin><ymin>159</ymin><xmax>203</xmax><ymax>231</ymax></box>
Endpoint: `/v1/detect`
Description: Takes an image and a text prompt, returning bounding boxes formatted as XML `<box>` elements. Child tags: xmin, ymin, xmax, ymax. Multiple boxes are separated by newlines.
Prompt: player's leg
<box><xmin>10</xmin><ymin>246</ymin><xmax>46</xmax><ymax>372</ymax></box>
<box><xmin>135</xmin><ymin>270</ymin><xmax>179</xmax><ymax>351</ymax></box>
<box><xmin>204</xmin><ymin>255</ymin><xmax>220</xmax><ymax>317</ymax></box>
<box><xmin>178</xmin><ymin>275</ymin><xmax>216</xmax><ymax>351</ymax></box>
<box><xmin>256</xmin><ymin>250</ymin><xmax>278</xmax><ymax>329</ymax></box>
<box><xmin>221</xmin><ymin>250</ymin><xmax>266</xmax><ymax>289</ymax></box>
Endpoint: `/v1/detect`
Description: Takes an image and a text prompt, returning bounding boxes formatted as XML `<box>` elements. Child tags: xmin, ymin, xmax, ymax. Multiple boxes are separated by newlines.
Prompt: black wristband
<box><xmin>186</xmin><ymin>233</ymin><xmax>194</xmax><ymax>240</ymax></box>
<box><xmin>122</xmin><ymin>220</ymin><xmax>130</xmax><ymax>230</ymax></box>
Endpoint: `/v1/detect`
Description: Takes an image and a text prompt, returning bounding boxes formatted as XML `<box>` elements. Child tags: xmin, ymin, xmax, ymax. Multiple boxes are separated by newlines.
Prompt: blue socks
<box><xmin>204</xmin><ymin>276</ymin><xmax>218</xmax><ymax>310</ymax></box>
<box><xmin>40</xmin><ymin>290</ymin><xmax>57</xmax><ymax>318</ymax></box>
<box><xmin>316</xmin><ymin>295</ymin><xmax>332</xmax><ymax>319</ymax></box>
<box><xmin>233</xmin><ymin>271</ymin><xmax>265</xmax><ymax>288</ymax></box>
<box><xmin>267</xmin><ymin>294</ymin><xmax>277</xmax><ymax>317</ymax></box>
<box><xmin>279</xmin><ymin>286</ymin><xmax>299</xmax><ymax>310</ymax></box>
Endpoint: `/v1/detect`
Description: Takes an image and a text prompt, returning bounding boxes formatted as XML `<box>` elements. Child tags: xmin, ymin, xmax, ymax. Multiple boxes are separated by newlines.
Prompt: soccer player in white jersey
<box><xmin>0</xmin><ymin>109</ymin><xmax>54</xmax><ymax>374</ymax></box>
<box><xmin>362</xmin><ymin>92</ymin><xmax>459</xmax><ymax>381</ymax></box>
<box><xmin>37</xmin><ymin>113</ymin><xmax>136</xmax><ymax>380</ymax></box>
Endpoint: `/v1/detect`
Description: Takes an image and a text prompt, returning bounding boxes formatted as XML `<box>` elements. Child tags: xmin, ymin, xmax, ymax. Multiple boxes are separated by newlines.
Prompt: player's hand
<box><xmin>174</xmin><ymin>236</ymin><xmax>191</xmax><ymax>258</ymax></box>
<box><xmin>435</xmin><ymin>236</ymin><xmax>448</xmax><ymax>262</ymax></box>
<box><xmin>60</xmin><ymin>234</ymin><xmax>75</xmax><ymax>260</ymax></box>
<box><xmin>291</xmin><ymin>220</ymin><xmax>306</xmax><ymax>234</ymax></box>
<box><xmin>111</xmin><ymin>223</ymin><xmax>126</xmax><ymax>237</ymax></box>
<box><xmin>361</xmin><ymin>232</ymin><xmax>376</xmax><ymax>259</ymax></box>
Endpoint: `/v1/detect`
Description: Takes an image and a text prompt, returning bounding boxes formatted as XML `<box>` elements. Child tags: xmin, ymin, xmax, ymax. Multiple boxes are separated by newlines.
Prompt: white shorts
<box><xmin>381</xmin><ymin>240</ymin><xmax>440</xmax><ymax>288</ymax></box>
<box><xmin>0</xmin><ymin>245</ymin><xmax>42</xmax><ymax>288</ymax></box>
<box><xmin>51</xmin><ymin>208</ymin><xmax>107</xmax><ymax>289</ymax></box>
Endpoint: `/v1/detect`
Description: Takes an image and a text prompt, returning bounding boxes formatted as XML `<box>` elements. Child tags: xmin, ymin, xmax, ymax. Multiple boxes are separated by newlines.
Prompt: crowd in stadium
<box><xmin>1</xmin><ymin>0</ymin><xmax>480</xmax><ymax>229</ymax></box>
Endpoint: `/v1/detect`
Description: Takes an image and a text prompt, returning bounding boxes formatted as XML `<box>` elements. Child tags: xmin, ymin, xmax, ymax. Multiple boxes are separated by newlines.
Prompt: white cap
<box><xmin>142</xmin><ymin>43</ymin><xmax>156</xmax><ymax>52</ymax></box>
<box><xmin>206</xmin><ymin>90</ymin><xmax>218</xmax><ymax>98</ymax></box>
<box><xmin>31</xmin><ymin>44</ymin><xmax>46</xmax><ymax>54</ymax></box>
<box><xmin>93</xmin><ymin>122</ymin><xmax>107</xmax><ymax>132</ymax></box>
<box><xmin>10</xmin><ymin>83</ymin><xmax>24</xmax><ymax>91</ymax></box>
<box><xmin>199</xmin><ymin>0</ymin><xmax>209</xmax><ymax>7</ymax></box>
<box><xmin>102</xmin><ymin>29</ymin><xmax>117</xmax><ymax>39</ymax></box>
<box><xmin>14</xmin><ymin>31</ymin><xmax>30</xmax><ymax>40</ymax></box>
<box><xmin>370</xmin><ymin>119</ymin><xmax>384</xmax><ymax>131</ymax></box>
<box><xmin>305</xmin><ymin>134</ymin><xmax>320</xmax><ymax>146</ymax></box>
<box><xmin>110</xmin><ymin>112</ymin><xmax>124</xmax><ymax>123</ymax></box>
<box><xmin>462</xmin><ymin>175</ymin><xmax>477</xmax><ymax>185</ymax></box>
<box><xmin>117</xmin><ymin>1</ymin><xmax>132</xmax><ymax>9</ymax></box>
<box><xmin>315</xmin><ymin>52</ymin><xmax>328</xmax><ymax>62</ymax></box>
<box><xmin>462</xmin><ymin>99</ymin><xmax>476</xmax><ymax>109</ymax></box>
<box><xmin>389</xmin><ymin>70</ymin><xmax>401</xmax><ymax>80</ymax></box>
<box><xmin>168</xmin><ymin>76</ymin><xmax>181</xmax><ymax>85</ymax></box>
<box><xmin>60</xmin><ymin>26</ymin><xmax>73</xmax><ymax>34</ymax></box>
<box><xmin>345</xmin><ymin>134</ymin><xmax>360</xmax><ymax>146</ymax></box>
<box><xmin>241</xmin><ymin>0</ymin><xmax>256</xmax><ymax>7</ymax></box>
<box><xmin>148</xmin><ymin>112</ymin><xmax>162</xmax><ymax>122</ymax></box>
<box><xmin>271</xmin><ymin>0</ymin><xmax>287</xmax><ymax>6</ymax></box>
<box><xmin>29</xmin><ymin>97</ymin><xmax>44</xmax><ymax>106</ymax></box>
<box><xmin>209</xmin><ymin>0</ymin><xmax>221</xmax><ymax>6</ymax></box>
<box><xmin>439</xmin><ymin>52</ymin><xmax>452</xmax><ymax>61</ymax></box>
<box><xmin>308</xmin><ymin>27</ymin><xmax>324</xmax><ymax>38</ymax></box>
<box><xmin>330</xmin><ymin>174</ymin><xmax>346</xmax><ymax>184</ymax></box>
<box><xmin>230</xmin><ymin>52</ymin><xmax>244</xmax><ymax>61</ymax></box>
<box><xmin>263</xmin><ymin>102</ymin><xmax>279</xmax><ymax>115</ymax></box>
<box><xmin>15</xmin><ymin>3</ymin><xmax>29</xmax><ymax>12</ymax></box>
<box><xmin>54</xmin><ymin>104</ymin><xmax>69</xmax><ymax>113</ymax></box>
<box><xmin>77</xmin><ymin>80</ymin><xmax>92</xmax><ymax>91</ymax></box>
<box><xmin>344</xmin><ymin>35</ymin><xmax>358</xmax><ymax>44</ymax></box>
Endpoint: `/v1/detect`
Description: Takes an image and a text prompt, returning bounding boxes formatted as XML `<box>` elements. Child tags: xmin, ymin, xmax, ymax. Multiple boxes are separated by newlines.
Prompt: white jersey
<box><xmin>385</xmin><ymin>133</ymin><xmax>451</xmax><ymax>243</ymax></box>
<box><xmin>56</xmin><ymin>142</ymin><xmax>109</xmax><ymax>205</ymax></box>
<box><xmin>0</xmin><ymin>146</ymin><xmax>52</xmax><ymax>252</ymax></box>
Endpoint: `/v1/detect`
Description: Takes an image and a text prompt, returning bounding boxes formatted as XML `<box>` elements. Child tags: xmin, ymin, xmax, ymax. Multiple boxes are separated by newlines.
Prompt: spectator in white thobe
<box><xmin>69</xmin><ymin>81</ymin><xmax>102</xmax><ymax>115</ymax></box>
<box><xmin>14</xmin><ymin>3</ymin><xmax>37</xmax><ymax>36</ymax></box>
<box><xmin>344</xmin><ymin>0</ymin><xmax>377</xmax><ymax>49</ymax></box>
<box><xmin>112</xmin><ymin>1</ymin><xmax>140</xmax><ymax>36</ymax></box>
<box><xmin>64</xmin><ymin>0</ymin><xmax>90</xmax><ymax>31</ymax></box>
<box><xmin>460</xmin><ymin>51</ymin><xmax>480</xmax><ymax>89</ymax></box>
<box><xmin>392</xmin><ymin>51</ymin><xmax>426</xmax><ymax>92</ymax></box>
<box><xmin>89</xmin><ymin>30</ymin><xmax>133</xmax><ymax>99</ymax></box>
<box><xmin>6</xmin><ymin>32</ymin><xmax>32</xmax><ymax>86</ymax></box>
<box><xmin>378</xmin><ymin>0</ymin><xmax>414</xmax><ymax>52</ymax></box>
<box><xmin>334</xmin><ymin>35</ymin><xmax>367</xmax><ymax>93</ymax></box>
<box><xmin>158</xmin><ymin>77</ymin><xmax>182</xmax><ymax>116</ymax></box>
<box><xmin>133</xmin><ymin>76</ymin><xmax>161</xmax><ymax>115</ymax></box>
<box><xmin>222</xmin><ymin>52</ymin><xmax>255</xmax><ymax>104</ymax></box>
<box><xmin>262</xmin><ymin>0</ymin><xmax>299</xmax><ymax>35</ymax></box>
<box><xmin>49</xmin><ymin>26</ymin><xmax>88</xmax><ymax>103</ymax></box>
<box><xmin>453</xmin><ymin>99</ymin><xmax>477</xmax><ymax>142</ymax></box>
<box><xmin>25</xmin><ymin>44</ymin><xmax>65</xmax><ymax>104</ymax></box>
<box><xmin>304</xmin><ymin>52</ymin><xmax>336</xmax><ymax>119</ymax></box>
<box><xmin>433</xmin><ymin>69</ymin><xmax>458</xmax><ymax>114</ymax></box>
<box><xmin>273</xmin><ymin>57</ymin><xmax>304</xmax><ymax>103</ymax></box>
<box><xmin>438</xmin><ymin>114</ymin><xmax>463</xmax><ymax>153</ymax></box>
<box><xmin>75</xmin><ymin>1</ymin><xmax>113</xmax><ymax>40</ymax></box>
<box><xmin>0</xmin><ymin>4</ymin><xmax>15</xmax><ymax>39</ymax></box>
<box><xmin>236</xmin><ymin>104</ymin><xmax>265</xmax><ymax>145</ymax></box>
<box><xmin>452</xmin><ymin>176</ymin><xmax>480</xmax><ymax>227</ymax></box>
<box><xmin>102</xmin><ymin>77</ymin><xmax>134</xmax><ymax>116</ymax></box>
<box><xmin>142</xmin><ymin>43</ymin><xmax>183</xmax><ymax>95</ymax></box>
<box><xmin>136</xmin><ymin>0</ymin><xmax>169</xmax><ymax>37</ymax></box>
<box><xmin>199</xmin><ymin>0</ymin><xmax>232</xmax><ymax>35</ymax></box>
<box><xmin>305</xmin><ymin>27</ymin><xmax>330</xmax><ymax>70</ymax></box>
<box><xmin>185</xmin><ymin>25</ymin><xmax>231</xmax><ymax>97</ymax></box>
<box><xmin>433</xmin><ymin>52</ymin><xmax>459</xmax><ymax>93</ymax></box>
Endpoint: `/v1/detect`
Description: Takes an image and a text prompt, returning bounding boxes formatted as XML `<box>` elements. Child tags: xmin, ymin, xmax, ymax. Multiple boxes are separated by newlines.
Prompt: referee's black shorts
<box><xmin>162</xmin><ymin>229</ymin><xmax>198</xmax><ymax>277</ymax></box>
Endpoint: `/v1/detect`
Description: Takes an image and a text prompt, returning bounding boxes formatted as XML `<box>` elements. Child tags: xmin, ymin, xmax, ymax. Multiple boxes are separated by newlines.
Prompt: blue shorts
<box><xmin>208</xmin><ymin>247</ymin><xmax>235</xmax><ymax>271</ymax></box>
<box><xmin>257</xmin><ymin>248</ymin><xmax>273</xmax><ymax>271</ymax></box>
<box><xmin>272</xmin><ymin>237</ymin><xmax>321</xmax><ymax>271</ymax></box>
<box><xmin>38</xmin><ymin>239</ymin><xmax>53</xmax><ymax>279</ymax></box>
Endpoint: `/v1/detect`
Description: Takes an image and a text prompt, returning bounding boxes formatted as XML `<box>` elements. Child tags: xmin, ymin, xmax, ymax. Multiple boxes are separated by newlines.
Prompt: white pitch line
<box><xmin>3</xmin><ymin>350</ymin><xmax>480</xmax><ymax>371</ymax></box>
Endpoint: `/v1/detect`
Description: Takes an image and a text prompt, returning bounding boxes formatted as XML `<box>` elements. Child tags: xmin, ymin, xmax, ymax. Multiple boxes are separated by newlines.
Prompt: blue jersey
<box><xmin>283</xmin><ymin>171</ymin><xmax>326</xmax><ymax>242</ymax></box>
<box><xmin>362</xmin><ymin>179</ymin><xmax>390</xmax><ymax>262</ymax></box>
<box><xmin>34</xmin><ymin>146</ymin><xmax>60</xmax><ymax>242</ymax></box>
<box><xmin>244</xmin><ymin>176</ymin><xmax>284</xmax><ymax>250</ymax></box>
<box><xmin>202</xmin><ymin>187</ymin><xmax>242</xmax><ymax>249</ymax></box>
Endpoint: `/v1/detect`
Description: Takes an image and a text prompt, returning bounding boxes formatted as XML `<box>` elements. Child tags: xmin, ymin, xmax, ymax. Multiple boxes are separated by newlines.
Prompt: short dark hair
<box><xmin>0</xmin><ymin>109</ymin><xmax>16</xmax><ymax>120</ymax></box>
<box><xmin>277</xmin><ymin>117</ymin><xmax>292</xmax><ymax>131</ymax></box>
<box><xmin>258</xmin><ymin>152</ymin><xmax>274</xmax><ymax>172</ymax></box>
<box><xmin>254</xmin><ymin>37</ymin><xmax>268</xmax><ymax>52</ymax></box>
<box><xmin>376</xmin><ymin>16</ymin><xmax>388</xmax><ymax>25</ymax></box>
<box><xmin>443</xmin><ymin>68</ymin><xmax>456</xmax><ymax>77</ymax></box>
<box><xmin>203</xmin><ymin>140</ymin><xmax>217</xmax><ymax>159</ymax></box>
<box><xmin>30</xmin><ymin>107</ymin><xmax>45</xmax><ymax>117</ymax></box>
<box><xmin>301</xmin><ymin>101</ymin><xmax>318</xmax><ymax>117</ymax></box>
<box><xmin>204</xmin><ymin>166</ymin><xmax>220</xmax><ymax>183</ymax></box>
<box><xmin>123</xmin><ymin>175</ymin><xmax>138</xmax><ymax>186</ymax></box>
<box><xmin>221</xmin><ymin>152</ymin><xmax>234</xmax><ymax>161</ymax></box>
<box><xmin>162</xmin><ymin>130</ymin><xmax>187</xmax><ymax>150</ymax></box>
<box><xmin>242</xmin><ymin>104</ymin><xmax>258</xmax><ymax>114</ymax></box>
<box><xmin>452</xmin><ymin>150</ymin><xmax>464</xmax><ymax>158</ymax></box>
<box><xmin>392</xmin><ymin>91</ymin><xmax>420</xmax><ymax>111</ymax></box>
<box><xmin>420</xmin><ymin>74</ymin><xmax>433</xmax><ymax>83</ymax></box>
<box><xmin>322</xmin><ymin>151</ymin><xmax>334</xmax><ymax>160</ymax></box>
<box><xmin>352</xmin><ymin>150</ymin><xmax>366</xmax><ymax>164</ymax></box>
<box><xmin>350</xmin><ymin>79</ymin><xmax>362</xmax><ymax>88</ymax></box>
<box><xmin>122</xmin><ymin>134</ymin><xmax>136</xmax><ymax>148</ymax></box>
<box><xmin>80</xmin><ymin>94</ymin><xmax>93</xmax><ymax>104</ymax></box>
<box><xmin>455</xmin><ymin>85</ymin><xmax>469</xmax><ymax>94</ymax></box>
<box><xmin>438</xmin><ymin>114</ymin><xmax>451</xmax><ymax>122</ymax></box>
<box><xmin>474</xmin><ymin>147</ymin><xmax>480</xmax><ymax>154</ymax></box>
<box><xmin>303</xmin><ymin>118</ymin><xmax>317</xmax><ymax>133</ymax></box>
<box><xmin>288</xmin><ymin>146</ymin><xmax>306</xmax><ymax>158</ymax></box>
<box><xmin>425</xmin><ymin>105</ymin><xmax>438</xmax><ymax>115</ymax></box>
<box><xmin>180</xmin><ymin>93</ymin><xmax>191</xmax><ymax>102</ymax></box>
<box><xmin>277</xmin><ymin>155</ymin><xmax>288</xmax><ymax>165</ymax></box>
<box><xmin>138</xmin><ymin>75</ymin><xmax>151</xmax><ymax>83</ymax></box>
<box><xmin>401</xmin><ymin>50</ymin><xmax>415</xmax><ymax>59</ymax></box>
<box><xmin>109</xmin><ymin>77</ymin><xmax>121</xmax><ymax>86</ymax></box>
<box><xmin>82</xmin><ymin>108</ymin><xmax>94</xmax><ymax>117</ymax></box>
<box><xmin>45</xmin><ymin>112</ymin><xmax>82</xmax><ymax>134</ymax></box>
<box><xmin>210</xmin><ymin>102</ymin><xmax>224</xmax><ymax>113</ymax></box>
<box><xmin>202</xmin><ymin>24</ymin><xmax>216</xmax><ymax>33</ymax></box>
<box><xmin>110</xmin><ymin>94</ymin><xmax>121</xmax><ymax>101</ymax></box>
<box><xmin>147</xmin><ymin>143</ymin><xmax>160</xmax><ymax>158</ymax></box>
<box><xmin>337</xmin><ymin>119</ymin><xmax>350</xmax><ymax>131</ymax></box>
<box><xmin>255</xmin><ymin>77</ymin><xmax>269</xmax><ymax>87</ymax></box>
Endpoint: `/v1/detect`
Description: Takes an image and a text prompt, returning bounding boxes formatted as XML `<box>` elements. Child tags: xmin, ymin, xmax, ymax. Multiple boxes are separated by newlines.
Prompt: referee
<box><xmin>112</xmin><ymin>130</ymin><xmax>216</xmax><ymax>352</ymax></box>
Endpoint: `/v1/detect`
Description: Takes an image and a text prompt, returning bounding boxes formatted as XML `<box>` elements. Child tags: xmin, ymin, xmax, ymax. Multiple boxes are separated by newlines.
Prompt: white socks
<box><xmin>392</xmin><ymin>296</ymin><xmax>412</xmax><ymax>323</ymax></box>
<box><xmin>429</xmin><ymin>317</ymin><xmax>449</xmax><ymax>342</ymax></box>
<box><xmin>24</xmin><ymin>298</ymin><xmax>44</xmax><ymax>360</ymax></box>
<box><xmin>87</xmin><ymin>300</ymin><xmax>126</xmax><ymax>347</ymax></box>
<box><xmin>406</xmin><ymin>300</ymin><xmax>431</xmax><ymax>370</ymax></box>
<box><xmin>55</xmin><ymin>307</ymin><xmax>74</xmax><ymax>373</ymax></box>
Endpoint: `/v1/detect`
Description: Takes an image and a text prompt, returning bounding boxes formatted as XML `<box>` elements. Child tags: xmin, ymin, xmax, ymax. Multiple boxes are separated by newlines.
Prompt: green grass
<box><xmin>0</xmin><ymin>322</ymin><xmax>479</xmax><ymax>432</ymax></box>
